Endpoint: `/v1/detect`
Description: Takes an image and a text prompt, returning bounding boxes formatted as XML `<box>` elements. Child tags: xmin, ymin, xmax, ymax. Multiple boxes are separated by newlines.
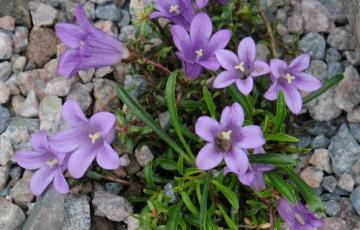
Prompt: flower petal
<box><xmin>264</xmin><ymin>82</ymin><xmax>280</xmax><ymax>101</ymax></box>
<box><xmin>251</xmin><ymin>60</ymin><xmax>270</xmax><ymax>77</ymax></box>
<box><xmin>30</xmin><ymin>131</ymin><xmax>49</xmax><ymax>152</ymax></box>
<box><xmin>171</xmin><ymin>25</ymin><xmax>190</xmax><ymax>52</ymax></box>
<box><xmin>237</xmin><ymin>125</ymin><xmax>265</xmax><ymax>149</ymax></box>
<box><xmin>184</xmin><ymin>63</ymin><xmax>203</xmax><ymax>79</ymax></box>
<box><xmin>238</xmin><ymin>169</ymin><xmax>255</xmax><ymax>185</ymax></box>
<box><xmin>68</xmin><ymin>145</ymin><xmax>97</xmax><ymax>178</ymax></box>
<box><xmin>96</xmin><ymin>142</ymin><xmax>121</xmax><ymax>170</ymax></box>
<box><xmin>49</xmin><ymin>127</ymin><xmax>87</xmax><ymax>153</ymax></box>
<box><xmin>277</xmin><ymin>198</ymin><xmax>296</xmax><ymax>228</ymax></box>
<box><xmin>195</xmin><ymin>116</ymin><xmax>220</xmax><ymax>142</ymax></box>
<box><xmin>238</xmin><ymin>37</ymin><xmax>256</xmax><ymax>66</ymax></box>
<box><xmin>53</xmin><ymin>169</ymin><xmax>69</xmax><ymax>194</ymax></box>
<box><xmin>215</xmin><ymin>49</ymin><xmax>239</xmax><ymax>71</ymax></box>
<box><xmin>196</xmin><ymin>143</ymin><xmax>223</xmax><ymax>170</ymax></box>
<box><xmin>90</xmin><ymin>112</ymin><xmax>116</xmax><ymax>141</ymax></box>
<box><xmin>288</xmin><ymin>54</ymin><xmax>310</xmax><ymax>73</ymax></box>
<box><xmin>62</xmin><ymin>100</ymin><xmax>88</xmax><ymax>126</ymax></box>
<box><xmin>293</xmin><ymin>72</ymin><xmax>321</xmax><ymax>92</ymax></box>
<box><xmin>282</xmin><ymin>85</ymin><xmax>302</xmax><ymax>114</ymax></box>
<box><xmin>213</xmin><ymin>71</ymin><xmax>239</xmax><ymax>88</ymax></box>
<box><xmin>75</xmin><ymin>4</ymin><xmax>94</xmax><ymax>32</ymax></box>
<box><xmin>196</xmin><ymin>0</ymin><xmax>209</xmax><ymax>8</ymax></box>
<box><xmin>55</xmin><ymin>23</ymin><xmax>85</xmax><ymax>49</ymax></box>
<box><xmin>206</xmin><ymin>29</ymin><xmax>232</xmax><ymax>54</ymax></box>
<box><xmin>15</xmin><ymin>151</ymin><xmax>52</xmax><ymax>170</ymax></box>
<box><xmin>224</xmin><ymin>147</ymin><xmax>249</xmax><ymax>175</ymax></box>
<box><xmin>57</xmin><ymin>49</ymin><xmax>84</xmax><ymax>77</ymax></box>
<box><xmin>198</xmin><ymin>56</ymin><xmax>220</xmax><ymax>71</ymax></box>
<box><xmin>30</xmin><ymin>166</ymin><xmax>56</xmax><ymax>196</ymax></box>
<box><xmin>220</xmin><ymin>103</ymin><xmax>244</xmax><ymax>129</ymax></box>
<box><xmin>190</xmin><ymin>12</ymin><xmax>212</xmax><ymax>44</ymax></box>
<box><xmin>250</xmin><ymin>172</ymin><xmax>266</xmax><ymax>191</ymax></box>
<box><xmin>270</xmin><ymin>59</ymin><xmax>288</xmax><ymax>79</ymax></box>
<box><xmin>235</xmin><ymin>77</ymin><xmax>254</xmax><ymax>96</ymax></box>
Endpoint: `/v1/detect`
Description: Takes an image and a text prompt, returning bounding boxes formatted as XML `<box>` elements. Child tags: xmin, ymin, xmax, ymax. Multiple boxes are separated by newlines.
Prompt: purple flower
<box><xmin>196</xmin><ymin>0</ymin><xmax>229</xmax><ymax>9</ymax></box>
<box><xmin>49</xmin><ymin>100</ymin><xmax>120</xmax><ymax>179</ymax></box>
<box><xmin>15</xmin><ymin>131</ymin><xmax>69</xmax><ymax>196</ymax></box>
<box><xmin>277</xmin><ymin>198</ymin><xmax>323</xmax><ymax>230</ymax></box>
<box><xmin>195</xmin><ymin>103</ymin><xmax>265</xmax><ymax>172</ymax></box>
<box><xmin>214</xmin><ymin>37</ymin><xmax>270</xmax><ymax>95</ymax></box>
<box><xmin>55</xmin><ymin>4</ymin><xmax>128</xmax><ymax>77</ymax></box>
<box><xmin>264</xmin><ymin>54</ymin><xmax>321</xmax><ymax>114</ymax></box>
<box><xmin>150</xmin><ymin>0</ymin><xmax>195</xmax><ymax>29</ymax></box>
<box><xmin>171</xmin><ymin>12</ymin><xmax>231</xmax><ymax>79</ymax></box>
<box><xmin>224</xmin><ymin>147</ymin><xmax>273</xmax><ymax>191</ymax></box>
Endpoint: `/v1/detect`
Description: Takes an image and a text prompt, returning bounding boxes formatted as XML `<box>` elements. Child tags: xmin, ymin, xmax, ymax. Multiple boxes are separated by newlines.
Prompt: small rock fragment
<box><xmin>300</xmin><ymin>166</ymin><xmax>324</xmax><ymax>188</ymax></box>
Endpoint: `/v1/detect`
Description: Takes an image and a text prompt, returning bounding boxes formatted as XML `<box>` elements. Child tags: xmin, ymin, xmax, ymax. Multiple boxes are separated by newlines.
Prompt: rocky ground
<box><xmin>0</xmin><ymin>0</ymin><xmax>359</xmax><ymax>229</ymax></box>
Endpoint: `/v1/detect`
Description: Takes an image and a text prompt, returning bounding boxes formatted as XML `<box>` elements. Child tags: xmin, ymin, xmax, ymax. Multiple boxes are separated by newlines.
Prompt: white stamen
<box><xmin>295</xmin><ymin>213</ymin><xmax>305</xmax><ymax>225</ymax></box>
<box><xmin>195</xmin><ymin>49</ymin><xmax>203</xmax><ymax>60</ymax></box>
<box><xmin>46</xmin><ymin>159</ymin><xmax>58</xmax><ymax>168</ymax></box>
<box><xmin>219</xmin><ymin>130</ymin><xmax>232</xmax><ymax>140</ymax></box>
<box><xmin>169</xmin><ymin>4</ymin><xmax>180</xmax><ymax>14</ymax></box>
<box><xmin>284</xmin><ymin>73</ymin><xmax>295</xmax><ymax>84</ymax></box>
<box><xmin>234</xmin><ymin>62</ymin><xmax>245</xmax><ymax>72</ymax></box>
<box><xmin>89</xmin><ymin>131</ymin><xmax>102</xmax><ymax>144</ymax></box>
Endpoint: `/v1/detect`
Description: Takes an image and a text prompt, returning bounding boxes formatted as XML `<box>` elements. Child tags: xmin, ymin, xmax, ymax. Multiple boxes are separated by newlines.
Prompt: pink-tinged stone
<box><xmin>17</xmin><ymin>69</ymin><xmax>54</xmax><ymax>99</ymax></box>
<box><xmin>0</xmin><ymin>16</ymin><xmax>15</xmax><ymax>31</ymax></box>
<box><xmin>300</xmin><ymin>166</ymin><xmax>324</xmax><ymax>188</ymax></box>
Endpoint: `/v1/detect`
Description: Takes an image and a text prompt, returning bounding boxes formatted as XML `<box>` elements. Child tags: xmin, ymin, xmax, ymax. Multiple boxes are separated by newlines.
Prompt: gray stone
<box><xmin>287</xmin><ymin>11</ymin><xmax>303</xmax><ymax>33</ymax></box>
<box><xmin>301</xmin><ymin>0</ymin><xmax>332</xmax><ymax>32</ymax></box>
<box><xmin>164</xmin><ymin>183</ymin><xmax>177</xmax><ymax>203</ymax></box>
<box><xmin>311</xmin><ymin>135</ymin><xmax>330</xmax><ymax>149</ymax></box>
<box><xmin>79</xmin><ymin>68</ymin><xmax>95</xmax><ymax>83</ymax></box>
<box><xmin>29</xmin><ymin>2</ymin><xmax>57</xmax><ymax>26</ymax></box>
<box><xmin>125</xmin><ymin>215</ymin><xmax>140</xmax><ymax>230</ymax></box>
<box><xmin>349</xmin><ymin>123</ymin><xmax>360</xmax><ymax>143</ymax></box>
<box><xmin>0</xmin><ymin>165</ymin><xmax>9</xmax><ymax>190</ymax></box>
<box><xmin>91</xmin><ymin>0</ymin><xmax>115</xmax><ymax>4</ymax></box>
<box><xmin>9</xmin><ymin>166</ymin><xmax>22</xmax><ymax>181</ymax></box>
<box><xmin>17</xmin><ymin>69</ymin><xmax>53</xmax><ymax>99</ymax></box>
<box><xmin>119</xmin><ymin>25</ymin><xmax>136</xmax><ymax>42</ymax></box>
<box><xmin>124</xmin><ymin>74</ymin><xmax>148</xmax><ymax>99</ymax></box>
<box><xmin>135</xmin><ymin>145</ymin><xmax>154</xmax><ymax>167</ymax></box>
<box><xmin>94</xmin><ymin>20</ymin><xmax>118</xmax><ymax>37</ymax></box>
<box><xmin>22</xmin><ymin>187</ymin><xmax>65</xmax><ymax>230</ymax></box>
<box><xmin>0</xmin><ymin>197</ymin><xmax>26</xmax><ymax>230</ymax></box>
<box><xmin>0</xmin><ymin>106</ymin><xmax>10</xmax><ymax>134</ymax></box>
<box><xmin>118</xmin><ymin>9</ymin><xmax>131</xmax><ymax>27</ymax></box>
<box><xmin>255</xmin><ymin>44</ymin><xmax>270</xmax><ymax>62</ymax></box>
<box><xmin>329</xmin><ymin>124</ymin><xmax>360</xmax><ymax>175</ymax></box>
<box><xmin>11</xmin><ymin>56</ymin><xmax>26</xmax><ymax>73</ymax></box>
<box><xmin>306</xmin><ymin>60</ymin><xmax>328</xmax><ymax>81</ymax></box>
<box><xmin>327</xmin><ymin>62</ymin><xmax>343</xmax><ymax>78</ymax></box>
<box><xmin>129</xmin><ymin>0</ymin><xmax>154</xmax><ymax>17</ymax></box>
<box><xmin>0</xmin><ymin>82</ymin><xmax>9</xmax><ymax>104</ymax></box>
<box><xmin>307</xmin><ymin>87</ymin><xmax>341</xmax><ymax>121</ymax></box>
<box><xmin>13</xmin><ymin>26</ymin><xmax>28</xmax><ymax>54</ymax></box>
<box><xmin>309</xmin><ymin>149</ymin><xmax>332</xmax><ymax>173</ymax></box>
<box><xmin>10</xmin><ymin>170</ymin><xmax>34</xmax><ymax>205</ymax></box>
<box><xmin>0</xmin><ymin>61</ymin><xmax>12</xmax><ymax>82</ymax></box>
<box><xmin>300</xmin><ymin>166</ymin><xmax>324</xmax><ymax>188</ymax></box>
<box><xmin>95</xmin><ymin>66</ymin><xmax>113</xmax><ymax>78</ymax></box>
<box><xmin>2</xmin><ymin>117</ymin><xmax>39</xmax><ymax>149</ymax></box>
<box><xmin>113</xmin><ymin>63</ymin><xmax>131</xmax><ymax>83</ymax></box>
<box><xmin>96</xmin><ymin>4</ymin><xmax>120</xmax><ymax>21</ymax></box>
<box><xmin>44</xmin><ymin>77</ymin><xmax>72</xmax><ymax>97</ymax></box>
<box><xmin>39</xmin><ymin>96</ymin><xmax>63</xmax><ymax>134</ymax></box>
<box><xmin>0</xmin><ymin>136</ymin><xmax>13</xmax><ymax>165</ymax></box>
<box><xmin>338</xmin><ymin>173</ymin><xmax>355</xmax><ymax>192</ymax></box>
<box><xmin>348</xmin><ymin>107</ymin><xmax>360</xmax><ymax>123</ymax></box>
<box><xmin>322</xmin><ymin>176</ymin><xmax>337</xmax><ymax>193</ymax></box>
<box><xmin>350</xmin><ymin>187</ymin><xmax>360</xmax><ymax>215</ymax></box>
<box><xmin>18</xmin><ymin>90</ymin><xmax>39</xmax><ymax>118</ymax></box>
<box><xmin>0</xmin><ymin>16</ymin><xmax>15</xmax><ymax>31</ymax></box>
<box><xmin>62</xmin><ymin>195</ymin><xmax>91</xmax><ymax>230</ymax></box>
<box><xmin>335</xmin><ymin>65</ymin><xmax>360</xmax><ymax>112</ymax></box>
<box><xmin>324</xmin><ymin>200</ymin><xmax>340</xmax><ymax>216</ymax></box>
<box><xmin>92</xmin><ymin>190</ymin><xmax>133</xmax><ymax>222</ymax></box>
<box><xmin>326</xmin><ymin>48</ymin><xmax>342</xmax><ymax>63</ymax></box>
<box><xmin>0</xmin><ymin>32</ymin><xmax>13</xmax><ymax>60</ymax></box>
<box><xmin>320</xmin><ymin>217</ymin><xmax>348</xmax><ymax>230</ymax></box>
<box><xmin>345</xmin><ymin>50</ymin><xmax>360</xmax><ymax>66</ymax></box>
<box><xmin>159</xmin><ymin>111</ymin><xmax>170</xmax><ymax>130</ymax></box>
<box><xmin>93</xmin><ymin>78</ymin><xmax>120</xmax><ymax>112</ymax></box>
<box><xmin>0</xmin><ymin>0</ymin><xmax>31</xmax><ymax>28</ymax></box>
<box><xmin>299</xmin><ymin>32</ymin><xmax>326</xmax><ymax>60</ymax></box>
<box><xmin>327</xmin><ymin>27</ymin><xmax>357</xmax><ymax>51</ymax></box>
<box><xmin>66</xmin><ymin>82</ymin><xmax>92</xmax><ymax>112</ymax></box>
<box><xmin>105</xmin><ymin>182</ymin><xmax>123</xmax><ymax>195</ymax></box>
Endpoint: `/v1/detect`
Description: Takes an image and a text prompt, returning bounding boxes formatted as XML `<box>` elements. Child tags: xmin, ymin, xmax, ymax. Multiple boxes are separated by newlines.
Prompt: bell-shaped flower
<box><xmin>55</xmin><ymin>4</ymin><xmax>128</xmax><ymax>77</ymax></box>
<box><xmin>224</xmin><ymin>147</ymin><xmax>273</xmax><ymax>191</ymax></box>
<box><xmin>15</xmin><ymin>131</ymin><xmax>70</xmax><ymax>196</ymax></box>
<box><xmin>195</xmin><ymin>103</ymin><xmax>265</xmax><ymax>173</ymax></box>
<box><xmin>171</xmin><ymin>12</ymin><xmax>231</xmax><ymax>79</ymax></box>
<box><xmin>264</xmin><ymin>54</ymin><xmax>321</xmax><ymax>114</ymax></box>
<box><xmin>277</xmin><ymin>198</ymin><xmax>323</xmax><ymax>230</ymax></box>
<box><xmin>214</xmin><ymin>37</ymin><xmax>270</xmax><ymax>95</ymax></box>
<box><xmin>49</xmin><ymin>100</ymin><xmax>120</xmax><ymax>179</ymax></box>
<box><xmin>150</xmin><ymin>0</ymin><xmax>195</xmax><ymax>30</ymax></box>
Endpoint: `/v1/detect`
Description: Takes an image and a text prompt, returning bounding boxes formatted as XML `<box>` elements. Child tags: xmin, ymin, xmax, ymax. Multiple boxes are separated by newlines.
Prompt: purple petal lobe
<box><xmin>184</xmin><ymin>63</ymin><xmax>203</xmax><ymax>79</ymax></box>
<box><xmin>96</xmin><ymin>143</ymin><xmax>121</xmax><ymax>170</ymax></box>
<box><xmin>282</xmin><ymin>85</ymin><xmax>302</xmax><ymax>114</ymax></box>
<box><xmin>57</xmin><ymin>50</ymin><xmax>83</xmax><ymax>77</ymax></box>
<box><xmin>264</xmin><ymin>82</ymin><xmax>279</xmax><ymax>101</ymax></box>
<box><xmin>238</xmin><ymin>37</ymin><xmax>256</xmax><ymax>66</ymax></box>
<box><xmin>288</xmin><ymin>54</ymin><xmax>310</xmax><ymax>73</ymax></box>
<box><xmin>251</xmin><ymin>61</ymin><xmax>270</xmax><ymax>77</ymax></box>
<box><xmin>195</xmin><ymin>116</ymin><xmax>220</xmax><ymax>142</ymax></box>
<box><xmin>49</xmin><ymin>127</ymin><xmax>86</xmax><ymax>153</ymax></box>
<box><xmin>171</xmin><ymin>25</ymin><xmax>190</xmax><ymax>52</ymax></box>
<box><xmin>270</xmin><ymin>59</ymin><xmax>288</xmax><ymax>79</ymax></box>
<box><xmin>238</xmin><ymin>169</ymin><xmax>255</xmax><ymax>185</ymax></box>
<box><xmin>53</xmin><ymin>169</ymin><xmax>69</xmax><ymax>194</ymax></box>
<box><xmin>237</xmin><ymin>125</ymin><xmax>265</xmax><ymax>149</ymax></box>
<box><xmin>216</xmin><ymin>49</ymin><xmax>239</xmax><ymax>71</ymax></box>
<box><xmin>30</xmin><ymin>131</ymin><xmax>49</xmax><ymax>151</ymax></box>
<box><xmin>206</xmin><ymin>30</ymin><xmax>232</xmax><ymax>54</ymax></box>
<box><xmin>293</xmin><ymin>73</ymin><xmax>321</xmax><ymax>92</ymax></box>
<box><xmin>235</xmin><ymin>77</ymin><xmax>254</xmax><ymax>96</ymax></box>
<box><xmin>196</xmin><ymin>143</ymin><xmax>223</xmax><ymax>170</ymax></box>
<box><xmin>90</xmin><ymin>112</ymin><xmax>116</xmax><ymax>141</ymax></box>
<box><xmin>220</xmin><ymin>103</ymin><xmax>244</xmax><ymax>129</ymax></box>
<box><xmin>15</xmin><ymin>151</ymin><xmax>51</xmax><ymax>170</ymax></box>
<box><xmin>30</xmin><ymin>167</ymin><xmax>56</xmax><ymax>196</ymax></box>
<box><xmin>196</xmin><ymin>0</ymin><xmax>209</xmax><ymax>8</ymax></box>
<box><xmin>198</xmin><ymin>56</ymin><xmax>220</xmax><ymax>71</ymax></box>
<box><xmin>224</xmin><ymin>147</ymin><xmax>249</xmax><ymax>175</ymax></box>
<box><xmin>62</xmin><ymin>100</ymin><xmax>88</xmax><ymax>126</ymax></box>
<box><xmin>55</xmin><ymin>23</ymin><xmax>85</xmax><ymax>49</ymax></box>
<box><xmin>213</xmin><ymin>71</ymin><xmax>239</xmax><ymax>88</ymax></box>
<box><xmin>68</xmin><ymin>146</ymin><xmax>97</xmax><ymax>178</ymax></box>
<box><xmin>190</xmin><ymin>13</ymin><xmax>212</xmax><ymax>43</ymax></box>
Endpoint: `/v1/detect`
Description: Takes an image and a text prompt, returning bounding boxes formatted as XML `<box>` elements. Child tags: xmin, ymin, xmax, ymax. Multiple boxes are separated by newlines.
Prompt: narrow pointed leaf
<box><xmin>249</xmin><ymin>153</ymin><xmax>295</xmax><ymax>166</ymax></box>
<box><xmin>203</xmin><ymin>86</ymin><xmax>217</xmax><ymax>118</ymax></box>
<box><xmin>267</xmin><ymin>172</ymin><xmax>296</xmax><ymax>203</ymax></box>
<box><xmin>212</xmin><ymin>180</ymin><xmax>239</xmax><ymax>210</ymax></box>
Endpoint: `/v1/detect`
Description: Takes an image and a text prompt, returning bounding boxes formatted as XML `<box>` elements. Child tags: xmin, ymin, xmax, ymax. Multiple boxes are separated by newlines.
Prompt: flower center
<box><xmin>195</xmin><ymin>49</ymin><xmax>203</xmax><ymax>61</ymax></box>
<box><xmin>89</xmin><ymin>131</ymin><xmax>102</xmax><ymax>144</ymax></box>
<box><xmin>234</xmin><ymin>62</ymin><xmax>245</xmax><ymax>72</ymax></box>
<box><xmin>46</xmin><ymin>159</ymin><xmax>58</xmax><ymax>168</ymax></box>
<box><xmin>295</xmin><ymin>212</ymin><xmax>305</xmax><ymax>225</ymax></box>
<box><xmin>215</xmin><ymin>130</ymin><xmax>232</xmax><ymax>152</ymax></box>
<box><xmin>283</xmin><ymin>73</ymin><xmax>295</xmax><ymax>84</ymax></box>
<box><xmin>169</xmin><ymin>4</ymin><xmax>180</xmax><ymax>14</ymax></box>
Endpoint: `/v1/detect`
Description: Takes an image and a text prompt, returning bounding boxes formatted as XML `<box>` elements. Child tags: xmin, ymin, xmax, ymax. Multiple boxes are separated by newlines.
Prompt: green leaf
<box><xmin>144</xmin><ymin>162</ymin><xmax>155</xmax><ymax>189</ymax></box>
<box><xmin>267</xmin><ymin>172</ymin><xmax>296</xmax><ymax>203</ymax></box>
<box><xmin>166</xmin><ymin>202</ymin><xmax>182</xmax><ymax>229</ymax></box>
<box><xmin>212</xmin><ymin>180</ymin><xmax>239</xmax><ymax>210</ymax></box>
<box><xmin>249</xmin><ymin>153</ymin><xmax>296</xmax><ymax>166</ymax></box>
<box><xmin>274</xmin><ymin>91</ymin><xmax>286</xmax><ymax>133</ymax></box>
<box><xmin>283</xmin><ymin>167</ymin><xmax>324</xmax><ymax>212</ymax></box>
<box><xmin>199</xmin><ymin>172</ymin><xmax>211</xmax><ymax>230</ymax></box>
<box><xmin>303</xmin><ymin>74</ymin><xmax>344</xmax><ymax>104</ymax></box>
<box><xmin>228</xmin><ymin>85</ymin><xmax>253</xmax><ymax>119</ymax></box>
<box><xmin>159</xmin><ymin>159</ymin><xmax>178</xmax><ymax>171</ymax></box>
<box><xmin>217</xmin><ymin>205</ymin><xmax>237</xmax><ymax>230</ymax></box>
<box><xmin>202</xmin><ymin>86</ymin><xmax>217</xmax><ymax>118</ymax></box>
<box><xmin>117</xmin><ymin>85</ymin><xmax>192</xmax><ymax>163</ymax></box>
<box><xmin>181</xmin><ymin>192</ymin><xmax>199</xmax><ymax>215</ymax></box>
<box><xmin>266</xmin><ymin>133</ymin><xmax>298</xmax><ymax>142</ymax></box>
<box><xmin>165</xmin><ymin>71</ymin><xmax>195</xmax><ymax>161</ymax></box>
<box><xmin>178</xmin><ymin>155</ymin><xmax>184</xmax><ymax>175</ymax></box>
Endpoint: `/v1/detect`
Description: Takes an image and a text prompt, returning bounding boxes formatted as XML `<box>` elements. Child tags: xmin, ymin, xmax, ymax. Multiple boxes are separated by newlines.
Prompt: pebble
<box><xmin>311</xmin><ymin>135</ymin><xmax>330</xmax><ymax>149</ymax></box>
<box><xmin>44</xmin><ymin>77</ymin><xmax>72</xmax><ymax>97</ymax></box>
<box><xmin>0</xmin><ymin>16</ymin><xmax>15</xmax><ymax>31</ymax></box>
<box><xmin>286</xmin><ymin>11</ymin><xmax>303</xmax><ymax>33</ymax></box>
<box><xmin>113</xmin><ymin>63</ymin><xmax>131</xmax><ymax>83</ymax></box>
<box><xmin>95</xmin><ymin>20</ymin><xmax>118</xmax><ymax>37</ymax></box>
<box><xmin>327</xmin><ymin>62</ymin><xmax>343</xmax><ymax>78</ymax></box>
<box><xmin>125</xmin><ymin>215</ymin><xmax>140</xmax><ymax>230</ymax></box>
<box><xmin>93</xmin><ymin>78</ymin><xmax>120</xmax><ymax>112</ymax></box>
<box><xmin>10</xmin><ymin>170</ymin><xmax>34</xmax><ymax>205</ymax></box>
<box><xmin>326</xmin><ymin>48</ymin><xmax>342</xmax><ymax>63</ymax></box>
<box><xmin>0</xmin><ymin>32</ymin><xmax>13</xmax><ymax>60</ymax></box>
<box><xmin>118</xmin><ymin>9</ymin><xmax>131</xmax><ymax>27</ymax></box>
<box><xmin>0</xmin><ymin>165</ymin><xmax>9</xmax><ymax>190</ymax></box>
<box><xmin>11</xmin><ymin>56</ymin><xmax>26</xmax><ymax>73</ymax></box>
<box><xmin>17</xmin><ymin>69</ymin><xmax>53</xmax><ymax>99</ymax></box>
<box><xmin>0</xmin><ymin>61</ymin><xmax>11</xmax><ymax>82</ymax></box>
<box><xmin>322</xmin><ymin>176</ymin><xmax>337</xmax><ymax>193</ymax></box>
<box><xmin>62</xmin><ymin>195</ymin><xmax>91</xmax><ymax>230</ymax></box>
<box><xmin>18</xmin><ymin>90</ymin><xmax>39</xmax><ymax>118</ymax></box>
<box><xmin>320</xmin><ymin>217</ymin><xmax>348</xmax><ymax>230</ymax></box>
<box><xmin>79</xmin><ymin>68</ymin><xmax>95</xmax><ymax>83</ymax></box>
<box><xmin>344</xmin><ymin>50</ymin><xmax>360</xmax><ymax>66</ymax></box>
<box><xmin>338</xmin><ymin>173</ymin><xmax>354</xmax><ymax>192</ymax></box>
<box><xmin>329</xmin><ymin>124</ymin><xmax>360</xmax><ymax>175</ymax></box>
<box><xmin>91</xmin><ymin>0</ymin><xmax>115</xmax><ymax>4</ymax></box>
<box><xmin>119</xmin><ymin>25</ymin><xmax>136</xmax><ymax>42</ymax></box>
<box><xmin>164</xmin><ymin>183</ymin><xmax>177</xmax><ymax>203</ymax></box>
<box><xmin>159</xmin><ymin>111</ymin><xmax>170</xmax><ymax>130</ymax></box>
<box><xmin>324</xmin><ymin>200</ymin><xmax>340</xmax><ymax>216</ymax></box>
<box><xmin>301</xmin><ymin>0</ymin><xmax>332</xmax><ymax>32</ymax></box>
<box><xmin>0</xmin><ymin>197</ymin><xmax>26</xmax><ymax>230</ymax></box>
<box><xmin>309</xmin><ymin>149</ymin><xmax>332</xmax><ymax>173</ymax></box>
<box><xmin>66</xmin><ymin>82</ymin><xmax>93</xmax><ymax>111</ymax></box>
<box><xmin>350</xmin><ymin>187</ymin><xmax>360</xmax><ymax>215</ymax></box>
<box><xmin>306</xmin><ymin>60</ymin><xmax>328</xmax><ymax>81</ymax></box>
<box><xmin>124</xmin><ymin>74</ymin><xmax>148</xmax><ymax>98</ymax></box>
<box><xmin>95</xmin><ymin>3</ymin><xmax>121</xmax><ymax>21</ymax></box>
<box><xmin>349</xmin><ymin>123</ymin><xmax>360</xmax><ymax>143</ymax></box>
<box><xmin>0</xmin><ymin>82</ymin><xmax>10</xmax><ymax>104</ymax></box>
<box><xmin>92</xmin><ymin>190</ymin><xmax>133</xmax><ymax>222</ymax></box>
<box><xmin>135</xmin><ymin>145</ymin><xmax>154</xmax><ymax>167</ymax></box>
<box><xmin>327</xmin><ymin>27</ymin><xmax>357</xmax><ymax>51</ymax></box>
<box><xmin>95</xmin><ymin>66</ymin><xmax>113</xmax><ymax>78</ymax></box>
<box><xmin>0</xmin><ymin>136</ymin><xmax>14</xmax><ymax>165</ymax></box>
<box><xmin>27</xmin><ymin>27</ymin><xmax>58</xmax><ymax>67</ymax></box>
<box><xmin>9</xmin><ymin>166</ymin><xmax>22</xmax><ymax>181</ymax></box>
<box><xmin>299</xmin><ymin>32</ymin><xmax>326</xmax><ymax>60</ymax></box>
<box><xmin>255</xmin><ymin>44</ymin><xmax>270</xmax><ymax>62</ymax></box>
<box><xmin>348</xmin><ymin>106</ymin><xmax>360</xmax><ymax>123</ymax></box>
<box><xmin>0</xmin><ymin>106</ymin><xmax>10</xmax><ymax>134</ymax></box>
<box><xmin>29</xmin><ymin>2</ymin><xmax>57</xmax><ymax>26</ymax></box>
<box><xmin>105</xmin><ymin>182</ymin><xmax>123</xmax><ymax>195</ymax></box>
<box><xmin>13</xmin><ymin>26</ymin><xmax>29</xmax><ymax>54</ymax></box>
<box><xmin>300</xmin><ymin>166</ymin><xmax>324</xmax><ymax>188</ymax></box>
<box><xmin>43</xmin><ymin>59</ymin><xmax>58</xmax><ymax>77</ymax></box>
<box><xmin>39</xmin><ymin>96</ymin><xmax>63</xmax><ymax>134</ymax></box>
<box><xmin>335</xmin><ymin>65</ymin><xmax>360</xmax><ymax>112</ymax></box>
<box><xmin>12</xmin><ymin>95</ymin><xmax>25</xmax><ymax>116</ymax></box>
<box><xmin>307</xmin><ymin>87</ymin><xmax>341</xmax><ymax>121</ymax></box>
